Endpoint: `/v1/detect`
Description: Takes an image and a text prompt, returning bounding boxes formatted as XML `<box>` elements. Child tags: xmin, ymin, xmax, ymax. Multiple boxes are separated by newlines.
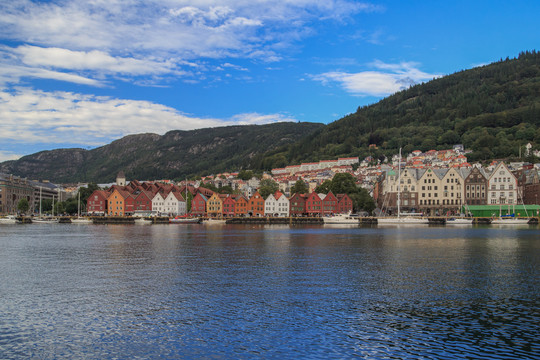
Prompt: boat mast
<box><xmin>39</xmin><ymin>186</ymin><xmax>42</xmax><ymax>218</ymax></box>
<box><xmin>397</xmin><ymin>148</ymin><xmax>401</xmax><ymax>218</ymax></box>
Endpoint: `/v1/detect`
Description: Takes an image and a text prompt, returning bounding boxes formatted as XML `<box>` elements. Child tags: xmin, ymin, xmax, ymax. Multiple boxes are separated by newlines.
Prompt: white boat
<box><xmin>203</xmin><ymin>218</ymin><xmax>227</xmax><ymax>225</ymax></box>
<box><xmin>134</xmin><ymin>217</ymin><xmax>152</xmax><ymax>225</ymax></box>
<box><xmin>0</xmin><ymin>215</ymin><xmax>19</xmax><ymax>224</ymax></box>
<box><xmin>72</xmin><ymin>217</ymin><xmax>93</xmax><ymax>224</ymax></box>
<box><xmin>446</xmin><ymin>217</ymin><xmax>473</xmax><ymax>225</ymax></box>
<box><xmin>170</xmin><ymin>215</ymin><xmax>202</xmax><ymax>224</ymax></box>
<box><xmin>323</xmin><ymin>212</ymin><xmax>359</xmax><ymax>225</ymax></box>
<box><xmin>490</xmin><ymin>217</ymin><xmax>530</xmax><ymax>225</ymax></box>
<box><xmin>33</xmin><ymin>217</ymin><xmax>60</xmax><ymax>224</ymax></box>
<box><xmin>378</xmin><ymin>148</ymin><xmax>429</xmax><ymax>225</ymax></box>
<box><xmin>72</xmin><ymin>193</ymin><xmax>93</xmax><ymax>223</ymax></box>
<box><xmin>378</xmin><ymin>215</ymin><xmax>429</xmax><ymax>225</ymax></box>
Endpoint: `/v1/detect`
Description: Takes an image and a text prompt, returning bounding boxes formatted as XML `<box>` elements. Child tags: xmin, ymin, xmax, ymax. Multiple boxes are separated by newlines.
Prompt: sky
<box><xmin>1</xmin><ymin>0</ymin><xmax>539</xmax><ymax>162</ymax></box>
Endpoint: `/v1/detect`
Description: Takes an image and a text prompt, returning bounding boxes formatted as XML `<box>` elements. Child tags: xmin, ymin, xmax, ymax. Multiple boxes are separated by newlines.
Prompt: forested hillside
<box><xmin>0</xmin><ymin>122</ymin><xmax>324</xmax><ymax>183</ymax></box>
<box><xmin>257</xmin><ymin>51</ymin><xmax>540</xmax><ymax>169</ymax></box>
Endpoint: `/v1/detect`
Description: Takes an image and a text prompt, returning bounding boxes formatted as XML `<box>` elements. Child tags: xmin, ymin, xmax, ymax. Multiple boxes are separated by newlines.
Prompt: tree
<box><xmin>315</xmin><ymin>180</ymin><xmax>332</xmax><ymax>194</ymax></box>
<box><xmin>290</xmin><ymin>179</ymin><xmax>308</xmax><ymax>195</ymax></box>
<box><xmin>259</xmin><ymin>179</ymin><xmax>279</xmax><ymax>199</ymax></box>
<box><xmin>238</xmin><ymin>170</ymin><xmax>254</xmax><ymax>181</ymax></box>
<box><xmin>17</xmin><ymin>198</ymin><xmax>29</xmax><ymax>214</ymax></box>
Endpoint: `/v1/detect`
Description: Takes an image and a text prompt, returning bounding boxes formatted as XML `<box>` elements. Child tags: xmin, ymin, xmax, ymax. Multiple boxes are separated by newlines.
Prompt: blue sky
<box><xmin>1</xmin><ymin>0</ymin><xmax>539</xmax><ymax>162</ymax></box>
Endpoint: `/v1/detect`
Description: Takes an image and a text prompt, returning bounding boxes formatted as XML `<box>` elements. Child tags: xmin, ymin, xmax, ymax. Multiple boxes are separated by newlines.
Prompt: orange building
<box><xmin>248</xmin><ymin>191</ymin><xmax>265</xmax><ymax>217</ymax></box>
<box><xmin>107</xmin><ymin>188</ymin><xmax>129</xmax><ymax>216</ymax></box>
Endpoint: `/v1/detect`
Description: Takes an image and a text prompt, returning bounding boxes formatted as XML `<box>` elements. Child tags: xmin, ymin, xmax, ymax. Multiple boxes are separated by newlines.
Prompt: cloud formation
<box><xmin>0</xmin><ymin>0</ymin><xmax>378</xmax><ymax>85</ymax></box>
<box><xmin>0</xmin><ymin>87</ymin><xmax>296</xmax><ymax>150</ymax></box>
<box><xmin>312</xmin><ymin>61</ymin><xmax>440</xmax><ymax>96</ymax></box>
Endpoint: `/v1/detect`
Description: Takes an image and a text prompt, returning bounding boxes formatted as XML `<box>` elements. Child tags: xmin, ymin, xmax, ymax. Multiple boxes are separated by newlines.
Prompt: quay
<box><xmin>226</xmin><ymin>217</ymin><xmax>323</xmax><ymax>225</ymax></box>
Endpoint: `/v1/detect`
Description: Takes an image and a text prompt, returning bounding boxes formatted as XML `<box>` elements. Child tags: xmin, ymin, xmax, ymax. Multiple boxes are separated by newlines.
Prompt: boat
<box><xmin>71</xmin><ymin>217</ymin><xmax>93</xmax><ymax>224</ymax></box>
<box><xmin>33</xmin><ymin>187</ymin><xmax>60</xmax><ymax>223</ymax></box>
<box><xmin>134</xmin><ymin>217</ymin><xmax>152</xmax><ymax>225</ymax></box>
<box><xmin>170</xmin><ymin>215</ymin><xmax>202</xmax><ymax>224</ymax></box>
<box><xmin>33</xmin><ymin>217</ymin><xmax>60</xmax><ymax>224</ymax></box>
<box><xmin>323</xmin><ymin>212</ymin><xmax>359</xmax><ymax>225</ymax></box>
<box><xmin>490</xmin><ymin>203</ymin><xmax>531</xmax><ymax>225</ymax></box>
<box><xmin>378</xmin><ymin>214</ymin><xmax>429</xmax><ymax>225</ymax></box>
<box><xmin>0</xmin><ymin>215</ymin><xmax>19</xmax><ymax>224</ymax></box>
<box><xmin>71</xmin><ymin>192</ymin><xmax>93</xmax><ymax>224</ymax></box>
<box><xmin>490</xmin><ymin>215</ymin><xmax>530</xmax><ymax>225</ymax></box>
<box><xmin>203</xmin><ymin>218</ymin><xmax>227</xmax><ymax>225</ymax></box>
<box><xmin>378</xmin><ymin>148</ymin><xmax>429</xmax><ymax>225</ymax></box>
<box><xmin>445</xmin><ymin>217</ymin><xmax>473</xmax><ymax>225</ymax></box>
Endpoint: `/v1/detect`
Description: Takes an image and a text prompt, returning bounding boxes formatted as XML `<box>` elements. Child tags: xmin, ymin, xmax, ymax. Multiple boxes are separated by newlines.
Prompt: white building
<box><xmin>487</xmin><ymin>162</ymin><xmax>518</xmax><ymax>205</ymax></box>
<box><xmin>264</xmin><ymin>192</ymin><xmax>289</xmax><ymax>217</ymax></box>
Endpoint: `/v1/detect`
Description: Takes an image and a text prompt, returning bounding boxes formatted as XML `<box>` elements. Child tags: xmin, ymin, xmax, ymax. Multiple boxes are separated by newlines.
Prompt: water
<box><xmin>1</xmin><ymin>223</ymin><xmax>539</xmax><ymax>359</ymax></box>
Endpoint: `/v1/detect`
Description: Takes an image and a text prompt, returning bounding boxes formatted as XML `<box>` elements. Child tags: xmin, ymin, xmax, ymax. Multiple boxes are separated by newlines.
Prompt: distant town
<box><xmin>1</xmin><ymin>143</ymin><xmax>540</xmax><ymax>218</ymax></box>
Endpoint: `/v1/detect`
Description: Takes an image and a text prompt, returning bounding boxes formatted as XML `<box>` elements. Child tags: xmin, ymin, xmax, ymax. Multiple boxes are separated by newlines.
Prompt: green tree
<box><xmin>17</xmin><ymin>198</ymin><xmax>29</xmax><ymax>214</ymax></box>
<box><xmin>290</xmin><ymin>179</ymin><xmax>308</xmax><ymax>195</ymax></box>
<box><xmin>238</xmin><ymin>170</ymin><xmax>254</xmax><ymax>181</ymax></box>
<box><xmin>315</xmin><ymin>180</ymin><xmax>332</xmax><ymax>194</ymax></box>
<box><xmin>259</xmin><ymin>179</ymin><xmax>279</xmax><ymax>199</ymax></box>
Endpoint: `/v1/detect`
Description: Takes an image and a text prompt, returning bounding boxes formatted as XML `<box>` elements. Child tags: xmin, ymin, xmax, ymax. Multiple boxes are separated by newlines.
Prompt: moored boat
<box><xmin>490</xmin><ymin>216</ymin><xmax>530</xmax><ymax>225</ymax></box>
<box><xmin>445</xmin><ymin>217</ymin><xmax>473</xmax><ymax>225</ymax></box>
<box><xmin>134</xmin><ymin>217</ymin><xmax>152</xmax><ymax>225</ymax></box>
<box><xmin>0</xmin><ymin>215</ymin><xmax>19</xmax><ymax>224</ymax></box>
<box><xmin>170</xmin><ymin>215</ymin><xmax>202</xmax><ymax>224</ymax></box>
<box><xmin>323</xmin><ymin>212</ymin><xmax>359</xmax><ymax>225</ymax></box>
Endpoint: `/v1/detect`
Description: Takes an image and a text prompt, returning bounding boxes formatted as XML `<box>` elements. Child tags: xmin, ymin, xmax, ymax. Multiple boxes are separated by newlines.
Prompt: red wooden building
<box><xmin>86</xmin><ymin>190</ymin><xmax>108</xmax><ymax>215</ymax></box>
<box><xmin>289</xmin><ymin>193</ymin><xmax>306</xmax><ymax>216</ymax></box>
<box><xmin>337</xmin><ymin>193</ymin><xmax>353</xmax><ymax>214</ymax></box>
<box><xmin>305</xmin><ymin>192</ymin><xmax>322</xmax><ymax>216</ymax></box>
<box><xmin>248</xmin><ymin>191</ymin><xmax>264</xmax><ymax>217</ymax></box>
<box><xmin>322</xmin><ymin>191</ymin><xmax>338</xmax><ymax>215</ymax></box>
<box><xmin>191</xmin><ymin>193</ymin><xmax>208</xmax><ymax>216</ymax></box>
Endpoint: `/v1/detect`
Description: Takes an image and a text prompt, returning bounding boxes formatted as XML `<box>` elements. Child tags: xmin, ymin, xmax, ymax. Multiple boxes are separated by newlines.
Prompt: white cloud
<box><xmin>312</xmin><ymin>61</ymin><xmax>440</xmax><ymax>96</ymax></box>
<box><xmin>0</xmin><ymin>1</ymin><xmax>377</xmax><ymax>61</ymax></box>
<box><xmin>0</xmin><ymin>87</ymin><xmax>296</xmax><ymax>148</ymax></box>
<box><xmin>0</xmin><ymin>150</ymin><xmax>23</xmax><ymax>162</ymax></box>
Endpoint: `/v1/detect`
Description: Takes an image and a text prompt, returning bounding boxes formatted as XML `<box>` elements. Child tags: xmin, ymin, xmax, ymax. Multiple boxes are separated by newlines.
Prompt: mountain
<box><xmin>257</xmin><ymin>50</ymin><xmax>540</xmax><ymax>169</ymax></box>
<box><xmin>0</xmin><ymin>122</ymin><xmax>324</xmax><ymax>183</ymax></box>
<box><xmin>3</xmin><ymin>51</ymin><xmax>540</xmax><ymax>183</ymax></box>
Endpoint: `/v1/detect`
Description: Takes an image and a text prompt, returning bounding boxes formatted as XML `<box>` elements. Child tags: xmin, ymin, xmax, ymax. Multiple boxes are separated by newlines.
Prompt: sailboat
<box><xmin>71</xmin><ymin>192</ymin><xmax>93</xmax><ymax>224</ymax></box>
<box><xmin>33</xmin><ymin>187</ymin><xmax>60</xmax><ymax>223</ymax></box>
<box><xmin>490</xmin><ymin>202</ymin><xmax>530</xmax><ymax>225</ymax></box>
<box><xmin>378</xmin><ymin>148</ymin><xmax>429</xmax><ymax>225</ymax></box>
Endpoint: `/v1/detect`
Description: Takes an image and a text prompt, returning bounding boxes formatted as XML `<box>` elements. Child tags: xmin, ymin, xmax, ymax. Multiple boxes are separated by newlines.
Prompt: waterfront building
<box><xmin>107</xmin><ymin>187</ymin><xmax>129</xmax><ymax>216</ymax></box>
<box><xmin>234</xmin><ymin>195</ymin><xmax>248</xmax><ymax>217</ymax></box>
<box><xmin>289</xmin><ymin>193</ymin><xmax>306</xmax><ymax>216</ymax></box>
<box><xmin>464</xmin><ymin>166</ymin><xmax>488</xmax><ymax>206</ymax></box>
<box><xmin>222</xmin><ymin>195</ymin><xmax>237</xmax><ymax>217</ymax></box>
<box><xmin>207</xmin><ymin>193</ymin><xmax>224</xmax><ymax>219</ymax></box>
<box><xmin>305</xmin><ymin>192</ymin><xmax>322</xmax><ymax>216</ymax></box>
<box><xmin>0</xmin><ymin>173</ymin><xmax>34</xmax><ymax>214</ymax></box>
<box><xmin>336</xmin><ymin>193</ymin><xmax>353</xmax><ymax>214</ymax></box>
<box><xmin>264</xmin><ymin>191</ymin><xmax>289</xmax><ymax>217</ymax></box>
<box><xmin>132</xmin><ymin>190</ymin><xmax>153</xmax><ymax>216</ymax></box>
<box><xmin>248</xmin><ymin>191</ymin><xmax>264</xmax><ymax>217</ymax></box>
<box><xmin>487</xmin><ymin>162</ymin><xmax>518</xmax><ymax>205</ymax></box>
<box><xmin>87</xmin><ymin>190</ymin><xmax>108</xmax><ymax>215</ymax></box>
<box><xmin>322</xmin><ymin>191</ymin><xmax>338</xmax><ymax>215</ymax></box>
<box><xmin>191</xmin><ymin>193</ymin><xmax>208</xmax><ymax>216</ymax></box>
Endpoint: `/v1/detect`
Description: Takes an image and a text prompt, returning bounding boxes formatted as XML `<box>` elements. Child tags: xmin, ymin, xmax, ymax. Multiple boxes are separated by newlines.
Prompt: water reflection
<box><xmin>0</xmin><ymin>224</ymin><xmax>538</xmax><ymax>359</ymax></box>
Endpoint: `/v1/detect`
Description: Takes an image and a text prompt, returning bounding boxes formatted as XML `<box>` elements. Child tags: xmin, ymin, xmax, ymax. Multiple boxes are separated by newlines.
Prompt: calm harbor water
<box><xmin>1</xmin><ymin>223</ymin><xmax>539</xmax><ymax>359</ymax></box>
